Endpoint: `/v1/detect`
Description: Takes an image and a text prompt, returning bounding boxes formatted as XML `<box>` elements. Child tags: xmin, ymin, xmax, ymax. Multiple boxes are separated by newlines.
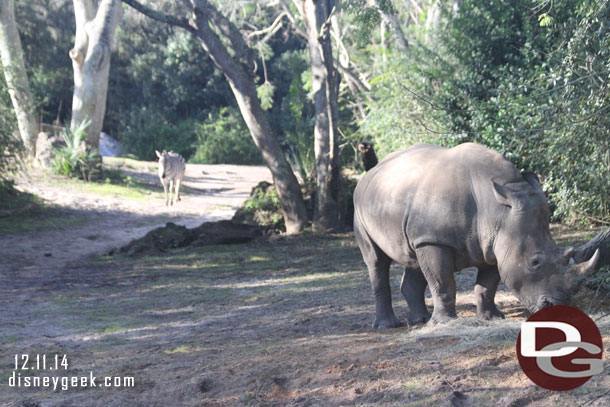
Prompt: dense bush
<box><xmin>190</xmin><ymin>107</ymin><xmax>262</xmax><ymax>165</ymax></box>
<box><xmin>120</xmin><ymin>110</ymin><xmax>198</xmax><ymax>162</ymax></box>
<box><xmin>232</xmin><ymin>181</ymin><xmax>285</xmax><ymax>230</ymax></box>
<box><xmin>359</xmin><ymin>0</ymin><xmax>609</xmax><ymax>223</ymax></box>
<box><xmin>0</xmin><ymin>80</ymin><xmax>22</xmax><ymax>181</ymax></box>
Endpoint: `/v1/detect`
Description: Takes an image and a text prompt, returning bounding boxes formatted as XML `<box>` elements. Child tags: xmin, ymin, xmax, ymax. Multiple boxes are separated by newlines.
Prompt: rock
<box><xmin>34</xmin><ymin>132</ymin><xmax>64</xmax><ymax>169</ymax></box>
<box><xmin>99</xmin><ymin>132</ymin><xmax>121</xmax><ymax>157</ymax></box>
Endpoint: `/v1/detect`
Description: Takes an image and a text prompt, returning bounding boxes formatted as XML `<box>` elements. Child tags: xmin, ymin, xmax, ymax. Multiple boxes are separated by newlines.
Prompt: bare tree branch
<box><xmin>121</xmin><ymin>0</ymin><xmax>194</xmax><ymax>32</ymax></box>
<box><xmin>279</xmin><ymin>0</ymin><xmax>307</xmax><ymax>39</ymax></box>
<box><xmin>247</xmin><ymin>11</ymin><xmax>288</xmax><ymax>43</ymax></box>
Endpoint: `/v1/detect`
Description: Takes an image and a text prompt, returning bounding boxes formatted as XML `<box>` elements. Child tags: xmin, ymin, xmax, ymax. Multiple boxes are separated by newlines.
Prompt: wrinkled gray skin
<box><xmin>354</xmin><ymin>143</ymin><xmax>599</xmax><ymax>328</ymax></box>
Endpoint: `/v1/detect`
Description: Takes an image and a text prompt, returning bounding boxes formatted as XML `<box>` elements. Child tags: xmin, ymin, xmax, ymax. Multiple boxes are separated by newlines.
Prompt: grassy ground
<box><xmin>0</xmin><ymin>181</ymin><xmax>86</xmax><ymax>234</ymax></box>
<box><xmin>1</xmin><ymin>228</ymin><xmax>608</xmax><ymax>407</ymax></box>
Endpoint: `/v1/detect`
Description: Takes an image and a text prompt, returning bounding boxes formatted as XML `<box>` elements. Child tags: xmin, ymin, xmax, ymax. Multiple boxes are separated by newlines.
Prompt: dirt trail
<box><xmin>0</xmin><ymin>159</ymin><xmax>271</xmax><ymax>273</ymax></box>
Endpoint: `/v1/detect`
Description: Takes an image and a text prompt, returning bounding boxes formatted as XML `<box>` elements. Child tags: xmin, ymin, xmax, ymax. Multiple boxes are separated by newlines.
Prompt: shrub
<box><xmin>190</xmin><ymin>107</ymin><xmax>262</xmax><ymax>165</ymax></box>
<box><xmin>52</xmin><ymin>121</ymin><xmax>101</xmax><ymax>181</ymax></box>
<box><xmin>119</xmin><ymin>108</ymin><xmax>198</xmax><ymax>161</ymax></box>
<box><xmin>232</xmin><ymin>181</ymin><xmax>284</xmax><ymax>230</ymax></box>
<box><xmin>0</xmin><ymin>79</ymin><xmax>22</xmax><ymax>181</ymax></box>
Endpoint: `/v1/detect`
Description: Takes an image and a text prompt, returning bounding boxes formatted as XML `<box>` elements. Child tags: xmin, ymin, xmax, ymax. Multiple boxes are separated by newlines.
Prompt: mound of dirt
<box><xmin>115</xmin><ymin>220</ymin><xmax>266</xmax><ymax>256</ymax></box>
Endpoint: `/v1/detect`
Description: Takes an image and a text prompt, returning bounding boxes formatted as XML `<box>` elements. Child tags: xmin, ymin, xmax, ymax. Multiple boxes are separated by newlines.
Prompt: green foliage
<box><xmin>270</xmin><ymin>50</ymin><xmax>315</xmax><ymax>185</ymax></box>
<box><xmin>190</xmin><ymin>107</ymin><xmax>262</xmax><ymax>165</ymax></box>
<box><xmin>232</xmin><ymin>181</ymin><xmax>284</xmax><ymax>230</ymax></box>
<box><xmin>359</xmin><ymin>0</ymin><xmax>610</xmax><ymax>223</ymax></box>
<box><xmin>257</xmin><ymin>81</ymin><xmax>275</xmax><ymax>111</ymax></box>
<box><xmin>52</xmin><ymin>121</ymin><xmax>101</xmax><ymax>181</ymax></box>
<box><xmin>120</xmin><ymin>109</ymin><xmax>198</xmax><ymax>161</ymax></box>
<box><xmin>343</xmin><ymin>0</ymin><xmax>397</xmax><ymax>44</ymax></box>
<box><xmin>0</xmin><ymin>78</ymin><xmax>22</xmax><ymax>180</ymax></box>
<box><xmin>15</xmin><ymin>0</ymin><xmax>74</xmax><ymax>126</ymax></box>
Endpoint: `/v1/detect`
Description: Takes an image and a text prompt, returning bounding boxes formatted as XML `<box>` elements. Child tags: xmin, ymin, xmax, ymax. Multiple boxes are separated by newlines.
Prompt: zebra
<box><xmin>155</xmin><ymin>150</ymin><xmax>186</xmax><ymax>206</ymax></box>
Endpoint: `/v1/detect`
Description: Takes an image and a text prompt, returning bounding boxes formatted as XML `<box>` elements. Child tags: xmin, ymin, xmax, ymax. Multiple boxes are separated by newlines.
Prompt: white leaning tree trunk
<box><xmin>0</xmin><ymin>0</ymin><xmax>39</xmax><ymax>157</ymax></box>
<box><xmin>69</xmin><ymin>0</ymin><xmax>121</xmax><ymax>152</ymax></box>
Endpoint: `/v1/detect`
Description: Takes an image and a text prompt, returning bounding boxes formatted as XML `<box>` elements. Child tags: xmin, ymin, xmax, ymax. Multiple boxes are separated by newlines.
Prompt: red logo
<box><xmin>516</xmin><ymin>305</ymin><xmax>603</xmax><ymax>391</ymax></box>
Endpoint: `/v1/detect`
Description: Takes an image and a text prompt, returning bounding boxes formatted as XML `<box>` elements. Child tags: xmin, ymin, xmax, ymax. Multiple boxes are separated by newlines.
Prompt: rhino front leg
<box><xmin>401</xmin><ymin>267</ymin><xmax>431</xmax><ymax>325</ymax></box>
<box><xmin>416</xmin><ymin>244</ymin><xmax>457</xmax><ymax>324</ymax></box>
<box><xmin>354</xmin><ymin>220</ymin><xmax>399</xmax><ymax>329</ymax></box>
<box><xmin>475</xmin><ymin>265</ymin><xmax>505</xmax><ymax>320</ymax></box>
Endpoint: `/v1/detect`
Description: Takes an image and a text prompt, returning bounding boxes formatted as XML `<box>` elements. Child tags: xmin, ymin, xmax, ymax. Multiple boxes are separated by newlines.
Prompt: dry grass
<box><xmin>1</xmin><ymin>227</ymin><xmax>609</xmax><ymax>406</ymax></box>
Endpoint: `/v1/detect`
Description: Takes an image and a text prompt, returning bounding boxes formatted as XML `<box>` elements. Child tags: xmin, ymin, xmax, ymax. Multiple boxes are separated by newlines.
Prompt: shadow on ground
<box><xmin>1</xmin><ymin>231</ymin><xmax>608</xmax><ymax>407</ymax></box>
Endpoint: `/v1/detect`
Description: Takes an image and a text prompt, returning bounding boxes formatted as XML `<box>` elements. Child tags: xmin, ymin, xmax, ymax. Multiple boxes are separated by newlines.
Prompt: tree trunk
<box><xmin>69</xmin><ymin>0</ymin><xmax>121</xmax><ymax>152</ymax></box>
<box><xmin>0</xmin><ymin>0</ymin><xmax>38</xmax><ymax>156</ymax></box>
<box><xmin>120</xmin><ymin>0</ymin><xmax>308</xmax><ymax>233</ymax></box>
<box><xmin>191</xmin><ymin>0</ymin><xmax>307</xmax><ymax>234</ymax></box>
<box><xmin>373</xmin><ymin>0</ymin><xmax>408</xmax><ymax>52</ymax></box>
<box><xmin>300</xmin><ymin>0</ymin><xmax>343</xmax><ymax>232</ymax></box>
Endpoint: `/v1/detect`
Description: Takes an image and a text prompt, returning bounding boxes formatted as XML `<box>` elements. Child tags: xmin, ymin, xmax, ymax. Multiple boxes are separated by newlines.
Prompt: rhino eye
<box><xmin>529</xmin><ymin>257</ymin><xmax>542</xmax><ymax>270</ymax></box>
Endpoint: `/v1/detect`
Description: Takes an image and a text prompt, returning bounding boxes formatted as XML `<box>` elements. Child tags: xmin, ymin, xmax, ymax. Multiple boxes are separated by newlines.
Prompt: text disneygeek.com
<box><xmin>8</xmin><ymin>354</ymin><xmax>134</xmax><ymax>391</ymax></box>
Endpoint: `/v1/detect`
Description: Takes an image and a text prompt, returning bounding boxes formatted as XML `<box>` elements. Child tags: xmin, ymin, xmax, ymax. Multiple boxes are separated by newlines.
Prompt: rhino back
<box><xmin>354</xmin><ymin>143</ymin><xmax>522</xmax><ymax>267</ymax></box>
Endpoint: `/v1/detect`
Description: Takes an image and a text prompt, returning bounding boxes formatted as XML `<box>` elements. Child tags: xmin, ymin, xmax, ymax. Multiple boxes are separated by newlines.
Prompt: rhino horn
<box><xmin>566</xmin><ymin>249</ymin><xmax>599</xmax><ymax>293</ymax></box>
<box><xmin>573</xmin><ymin>248</ymin><xmax>600</xmax><ymax>276</ymax></box>
<box><xmin>561</xmin><ymin>246</ymin><xmax>575</xmax><ymax>265</ymax></box>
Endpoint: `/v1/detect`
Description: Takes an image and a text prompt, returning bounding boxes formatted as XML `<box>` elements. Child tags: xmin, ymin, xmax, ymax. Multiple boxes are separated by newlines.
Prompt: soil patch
<box><xmin>115</xmin><ymin>220</ymin><xmax>266</xmax><ymax>256</ymax></box>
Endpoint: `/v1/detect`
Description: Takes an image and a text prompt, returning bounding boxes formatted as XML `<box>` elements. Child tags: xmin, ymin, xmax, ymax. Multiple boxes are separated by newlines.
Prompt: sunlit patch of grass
<box><xmin>103</xmin><ymin>325</ymin><xmax>123</xmax><ymax>334</ymax></box>
<box><xmin>165</xmin><ymin>345</ymin><xmax>199</xmax><ymax>354</ymax></box>
<box><xmin>46</xmin><ymin>175</ymin><xmax>158</xmax><ymax>201</ymax></box>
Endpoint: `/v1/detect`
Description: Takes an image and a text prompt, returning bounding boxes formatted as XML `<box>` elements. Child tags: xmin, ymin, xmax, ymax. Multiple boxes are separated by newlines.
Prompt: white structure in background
<box><xmin>99</xmin><ymin>132</ymin><xmax>121</xmax><ymax>157</ymax></box>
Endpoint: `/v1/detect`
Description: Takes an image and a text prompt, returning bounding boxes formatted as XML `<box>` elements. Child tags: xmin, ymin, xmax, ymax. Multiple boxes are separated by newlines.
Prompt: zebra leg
<box><xmin>169</xmin><ymin>180</ymin><xmax>174</xmax><ymax>206</ymax></box>
<box><xmin>176</xmin><ymin>179</ymin><xmax>182</xmax><ymax>202</ymax></box>
<box><xmin>162</xmin><ymin>180</ymin><xmax>169</xmax><ymax>206</ymax></box>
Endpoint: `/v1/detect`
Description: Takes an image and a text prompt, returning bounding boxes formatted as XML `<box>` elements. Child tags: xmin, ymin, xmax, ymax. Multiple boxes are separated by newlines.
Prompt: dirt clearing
<box><xmin>0</xmin><ymin>163</ymin><xmax>609</xmax><ymax>407</ymax></box>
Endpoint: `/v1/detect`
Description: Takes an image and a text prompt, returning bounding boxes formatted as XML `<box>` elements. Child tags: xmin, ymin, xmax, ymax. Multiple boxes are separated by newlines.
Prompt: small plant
<box><xmin>233</xmin><ymin>181</ymin><xmax>285</xmax><ymax>230</ymax></box>
<box><xmin>284</xmin><ymin>131</ymin><xmax>315</xmax><ymax>189</ymax></box>
<box><xmin>52</xmin><ymin>120</ymin><xmax>101</xmax><ymax>181</ymax></box>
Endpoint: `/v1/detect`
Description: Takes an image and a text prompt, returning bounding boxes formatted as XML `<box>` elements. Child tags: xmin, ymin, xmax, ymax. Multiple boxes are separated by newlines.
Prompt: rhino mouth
<box><xmin>529</xmin><ymin>295</ymin><xmax>568</xmax><ymax>313</ymax></box>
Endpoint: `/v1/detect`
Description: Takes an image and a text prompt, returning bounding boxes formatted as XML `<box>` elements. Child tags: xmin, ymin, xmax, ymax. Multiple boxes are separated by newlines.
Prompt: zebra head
<box><xmin>155</xmin><ymin>149</ymin><xmax>168</xmax><ymax>179</ymax></box>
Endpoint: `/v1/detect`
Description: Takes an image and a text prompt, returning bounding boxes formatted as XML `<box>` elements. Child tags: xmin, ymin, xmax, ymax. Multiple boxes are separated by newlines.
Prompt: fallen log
<box><xmin>573</xmin><ymin>228</ymin><xmax>610</xmax><ymax>269</ymax></box>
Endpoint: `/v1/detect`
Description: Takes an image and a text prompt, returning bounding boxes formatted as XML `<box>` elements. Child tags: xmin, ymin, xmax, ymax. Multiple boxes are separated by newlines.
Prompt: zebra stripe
<box><xmin>159</xmin><ymin>152</ymin><xmax>185</xmax><ymax>182</ymax></box>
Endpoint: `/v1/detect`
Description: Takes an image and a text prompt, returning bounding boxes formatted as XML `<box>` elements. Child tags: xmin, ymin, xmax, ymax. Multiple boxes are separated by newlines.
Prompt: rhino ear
<box><xmin>492</xmin><ymin>179</ymin><xmax>512</xmax><ymax>207</ymax></box>
<box><xmin>522</xmin><ymin>171</ymin><xmax>543</xmax><ymax>193</ymax></box>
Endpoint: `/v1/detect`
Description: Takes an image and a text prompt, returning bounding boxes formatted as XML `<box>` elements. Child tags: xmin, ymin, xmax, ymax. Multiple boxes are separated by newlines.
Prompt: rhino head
<box><xmin>491</xmin><ymin>173</ymin><xmax>599</xmax><ymax>313</ymax></box>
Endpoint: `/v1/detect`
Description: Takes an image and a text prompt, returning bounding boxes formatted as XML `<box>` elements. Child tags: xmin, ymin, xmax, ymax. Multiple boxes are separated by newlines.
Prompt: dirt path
<box><xmin>1</xmin><ymin>163</ymin><xmax>609</xmax><ymax>407</ymax></box>
<box><xmin>0</xmin><ymin>159</ymin><xmax>271</xmax><ymax>273</ymax></box>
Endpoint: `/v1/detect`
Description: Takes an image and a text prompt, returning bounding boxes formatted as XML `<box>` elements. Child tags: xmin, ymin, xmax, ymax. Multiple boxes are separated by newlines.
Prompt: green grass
<box><xmin>0</xmin><ymin>208</ymin><xmax>86</xmax><ymax>234</ymax></box>
<box><xmin>46</xmin><ymin>175</ymin><xmax>159</xmax><ymax>201</ymax></box>
<box><xmin>0</xmin><ymin>184</ymin><xmax>88</xmax><ymax>234</ymax></box>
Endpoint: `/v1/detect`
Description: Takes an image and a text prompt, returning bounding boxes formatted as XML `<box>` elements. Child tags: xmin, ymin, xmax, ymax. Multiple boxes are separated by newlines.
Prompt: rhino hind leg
<box><xmin>475</xmin><ymin>266</ymin><xmax>505</xmax><ymax>320</ymax></box>
<box><xmin>415</xmin><ymin>244</ymin><xmax>458</xmax><ymax>325</ymax></box>
<box><xmin>354</xmin><ymin>219</ymin><xmax>399</xmax><ymax>329</ymax></box>
<box><xmin>401</xmin><ymin>267</ymin><xmax>431</xmax><ymax>324</ymax></box>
